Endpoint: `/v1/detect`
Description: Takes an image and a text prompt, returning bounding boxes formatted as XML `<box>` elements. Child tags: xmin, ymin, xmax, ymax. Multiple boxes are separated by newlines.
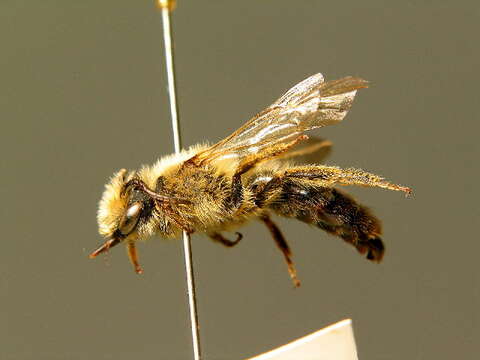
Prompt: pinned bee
<box><xmin>90</xmin><ymin>73</ymin><xmax>411</xmax><ymax>287</ymax></box>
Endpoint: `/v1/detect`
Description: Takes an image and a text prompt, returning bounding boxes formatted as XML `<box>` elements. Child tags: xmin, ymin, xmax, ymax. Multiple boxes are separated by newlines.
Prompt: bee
<box><xmin>90</xmin><ymin>73</ymin><xmax>411</xmax><ymax>287</ymax></box>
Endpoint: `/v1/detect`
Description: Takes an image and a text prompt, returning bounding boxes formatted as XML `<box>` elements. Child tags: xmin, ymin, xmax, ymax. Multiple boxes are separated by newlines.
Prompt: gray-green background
<box><xmin>1</xmin><ymin>1</ymin><xmax>478</xmax><ymax>359</ymax></box>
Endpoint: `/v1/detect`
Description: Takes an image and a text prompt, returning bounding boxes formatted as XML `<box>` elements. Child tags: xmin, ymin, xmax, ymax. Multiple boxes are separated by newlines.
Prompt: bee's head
<box><xmin>91</xmin><ymin>169</ymin><xmax>151</xmax><ymax>258</ymax></box>
<box><xmin>91</xmin><ymin>168</ymin><xmax>187</xmax><ymax>259</ymax></box>
<box><xmin>90</xmin><ymin>164</ymin><xmax>192</xmax><ymax>274</ymax></box>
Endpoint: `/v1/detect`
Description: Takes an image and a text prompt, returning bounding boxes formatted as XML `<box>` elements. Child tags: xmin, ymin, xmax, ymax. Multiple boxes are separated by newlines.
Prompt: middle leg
<box><xmin>260</xmin><ymin>214</ymin><xmax>300</xmax><ymax>288</ymax></box>
<box><xmin>208</xmin><ymin>232</ymin><xmax>243</xmax><ymax>247</ymax></box>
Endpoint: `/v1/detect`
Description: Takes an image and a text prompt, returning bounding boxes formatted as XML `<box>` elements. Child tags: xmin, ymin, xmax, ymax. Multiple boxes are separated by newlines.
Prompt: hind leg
<box><xmin>263</xmin><ymin>176</ymin><xmax>386</xmax><ymax>262</ymax></box>
<box><xmin>285</xmin><ymin>165</ymin><xmax>411</xmax><ymax>195</ymax></box>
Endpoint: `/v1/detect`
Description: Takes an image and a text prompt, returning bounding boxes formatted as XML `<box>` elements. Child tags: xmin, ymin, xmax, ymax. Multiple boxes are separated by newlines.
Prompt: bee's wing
<box><xmin>274</xmin><ymin>136</ymin><xmax>333</xmax><ymax>164</ymax></box>
<box><xmin>192</xmin><ymin>73</ymin><xmax>368</xmax><ymax>164</ymax></box>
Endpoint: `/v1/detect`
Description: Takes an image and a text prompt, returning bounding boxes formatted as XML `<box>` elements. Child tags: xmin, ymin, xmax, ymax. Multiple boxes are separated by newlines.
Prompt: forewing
<box><xmin>193</xmin><ymin>73</ymin><xmax>368</xmax><ymax>164</ymax></box>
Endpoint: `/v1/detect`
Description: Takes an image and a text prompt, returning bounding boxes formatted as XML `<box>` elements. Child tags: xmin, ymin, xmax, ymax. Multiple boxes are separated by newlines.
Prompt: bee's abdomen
<box><xmin>255</xmin><ymin>177</ymin><xmax>384</xmax><ymax>262</ymax></box>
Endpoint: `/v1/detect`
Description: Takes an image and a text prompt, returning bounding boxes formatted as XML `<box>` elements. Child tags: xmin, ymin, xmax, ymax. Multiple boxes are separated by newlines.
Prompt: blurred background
<box><xmin>1</xmin><ymin>1</ymin><xmax>478</xmax><ymax>359</ymax></box>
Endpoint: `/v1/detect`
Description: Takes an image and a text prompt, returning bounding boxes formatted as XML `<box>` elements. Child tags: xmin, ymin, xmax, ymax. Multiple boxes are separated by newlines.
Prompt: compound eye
<box><xmin>118</xmin><ymin>202</ymin><xmax>143</xmax><ymax>236</ymax></box>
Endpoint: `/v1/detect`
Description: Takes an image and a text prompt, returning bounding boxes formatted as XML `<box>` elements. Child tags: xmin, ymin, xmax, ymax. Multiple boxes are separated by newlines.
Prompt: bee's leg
<box><xmin>208</xmin><ymin>232</ymin><xmax>243</xmax><ymax>247</ymax></box>
<box><xmin>285</xmin><ymin>165</ymin><xmax>411</xmax><ymax>195</ymax></box>
<box><xmin>230</xmin><ymin>135</ymin><xmax>308</xmax><ymax>207</ymax></box>
<box><xmin>267</xmin><ymin>177</ymin><xmax>386</xmax><ymax>262</ymax></box>
<box><xmin>260</xmin><ymin>214</ymin><xmax>300</xmax><ymax>288</ymax></box>
<box><xmin>127</xmin><ymin>241</ymin><xmax>143</xmax><ymax>274</ymax></box>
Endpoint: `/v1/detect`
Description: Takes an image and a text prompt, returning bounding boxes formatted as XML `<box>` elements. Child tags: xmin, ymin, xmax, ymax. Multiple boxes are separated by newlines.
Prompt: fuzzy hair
<box><xmin>97</xmin><ymin>169</ymin><xmax>130</xmax><ymax>237</ymax></box>
<box><xmin>137</xmin><ymin>144</ymin><xmax>209</xmax><ymax>189</ymax></box>
<box><xmin>97</xmin><ymin>145</ymin><xmax>210</xmax><ymax>239</ymax></box>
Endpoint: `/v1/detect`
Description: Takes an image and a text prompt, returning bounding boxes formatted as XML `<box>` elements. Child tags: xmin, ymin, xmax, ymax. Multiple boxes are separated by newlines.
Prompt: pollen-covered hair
<box><xmin>97</xmin><ymin>168</ymin><xmax>131</xmax><ymax>237</ymax></box>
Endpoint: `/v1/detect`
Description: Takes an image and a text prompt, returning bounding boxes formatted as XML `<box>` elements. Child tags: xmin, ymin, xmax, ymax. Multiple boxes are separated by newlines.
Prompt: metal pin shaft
<box><xmin>159</xmin><ymin>2</ymin><xmax>202</xmax><ymax>360</ymax></box>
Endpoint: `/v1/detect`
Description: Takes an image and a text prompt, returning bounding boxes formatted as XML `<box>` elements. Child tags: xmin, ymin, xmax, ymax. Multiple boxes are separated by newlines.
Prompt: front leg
<box><xmin>127</xmin><ymin>241</ymin><xmax>143</xmax><ymax>274</ymax></box>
